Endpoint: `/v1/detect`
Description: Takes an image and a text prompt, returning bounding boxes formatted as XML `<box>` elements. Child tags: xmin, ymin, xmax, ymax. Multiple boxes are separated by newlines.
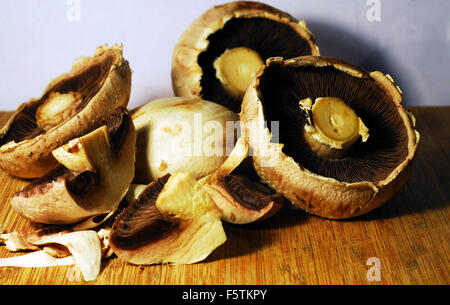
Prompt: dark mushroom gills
<box><xmin>10</xmin><ymin>107</ymin><xmax>136</xmax><ymax>228</ymax></box>
<box><xmin>240</xmin><ymin>56</ymin><xmax>420</xmax><ymax>219</ymax></box>
<box><xmin>109</xmin><ymin>172</ymin><xmax>226</xmax><ymax>265</ymax></box>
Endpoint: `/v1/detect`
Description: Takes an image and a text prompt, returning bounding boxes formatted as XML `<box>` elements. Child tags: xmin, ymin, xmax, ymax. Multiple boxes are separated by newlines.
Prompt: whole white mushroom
<box><xmin>131</xmin><ymin>97</ymin><xmax>239</xmax><ymax>184</ymax></box>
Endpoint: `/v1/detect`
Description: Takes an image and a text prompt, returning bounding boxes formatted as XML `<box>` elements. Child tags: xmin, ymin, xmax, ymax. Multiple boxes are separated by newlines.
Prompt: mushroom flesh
<box><xmin>240</xmin><ymin>56</ymin><xmax>420</xmax><ymax>219</ymax></box>
<box><xmin>10</xmin><ymin>107</ymin><xmax>136</xmax><ymax>227</ymax></box>
<box><xmin>131</xmin><ymin>97</ymin><xmax>238</xmax><ymax>184</ymax></box>
<box><xmin>0</xmin><ymin>227</ymin><xmax>102</xmax><ymax>281</ymax></box>
<box><xmin>109</xmin><ymin>172</ymin><xmax>226</xmax><ymax>265</ymax></box>
<box><xmin>199</xmin><ymin>137</ymin><xmax>284</xmax><ymax>224</ymax></box>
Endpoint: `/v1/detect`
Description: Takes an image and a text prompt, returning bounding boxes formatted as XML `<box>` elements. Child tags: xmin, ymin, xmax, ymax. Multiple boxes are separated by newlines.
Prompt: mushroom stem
<box><xmin>213</xmin><ymin>47</ymin><xmax>264</xmax><ymax>98</ymax></box>
<box><xmin>36</xmin><ymin>91</ymin><xmax>84</xmax><ymax>131</ymax></box>
<box><xmin>299</xmin><ymin>97</ymin><xmax>369</xmax><ymax>159</ymax></box>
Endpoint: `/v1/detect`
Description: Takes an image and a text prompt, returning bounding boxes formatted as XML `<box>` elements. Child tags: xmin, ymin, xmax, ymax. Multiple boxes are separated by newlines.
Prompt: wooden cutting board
<box><xmin>0</xmin><ymin>106</ymin><xmax>448</xmax><ymax>285</ymax></box>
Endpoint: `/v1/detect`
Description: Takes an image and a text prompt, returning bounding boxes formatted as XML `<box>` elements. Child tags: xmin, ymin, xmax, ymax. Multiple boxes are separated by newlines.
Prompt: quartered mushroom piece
<box><xmin>171</xmin><ymin>0</ymin><xmax>319</xmax><ymax>113</ymax></box>
<box><xmin>0</xmin><ymin>44</ymin><xmax>131</xmax><ymax>178</ymax></box>
<box><xmin>10</xmin><ymin>107</ymin><xmax>136</xmax><ymax>228</ymax></box>
<box><xmin>109</xmin><ymin>172</ymin><xmax>226</xmax><ymax>265</ymax></box>
<box><xmin>240</xmin><ymin>56</ymin><xmax>420</xmax><ymax>219</ymax></box>
<box><xmin>199</xmin><ymin>137</ymin><xmax>284</xmax><ymax>224</ymax></box>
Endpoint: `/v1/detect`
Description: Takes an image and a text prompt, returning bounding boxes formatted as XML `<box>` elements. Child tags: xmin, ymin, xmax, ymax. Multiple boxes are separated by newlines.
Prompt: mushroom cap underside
<box><xmin>240</xmin><ymin>56</ymin><xmax>420</xmax><ymax>219</ymax></box>
<box><xmin>0</xmin><ymin>44</ymin><xmax>132</xmax><ymax>178</ymax></box>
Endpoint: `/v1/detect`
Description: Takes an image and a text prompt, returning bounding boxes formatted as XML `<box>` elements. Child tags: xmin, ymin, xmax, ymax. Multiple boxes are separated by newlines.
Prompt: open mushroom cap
<box><xmin>0</xmin><ymin>44</ymin><xmax>131</xmax><ymax>178</ymax></box>
<box><xmin>131</xmin><ymin>96</ymin><xmax>238</xmax><ymax>184</ymax></box>
<box><xmin>109</xmin><ymin>172</ymin><xmax>226</xmax><ymax>265</ymax></box>
<box><xmin>240</xmin><ymin>56</ymin><xmax>420</xmax><ymax>219</ymax></box>
<box><xmin>10</xmin><ymin>107</ymin><xmax>136</xmax><ymax>227</ymax></box>
<box><xmin>171</xmin><ymin>1</ymin><xmax>319</xmax><ymax>113</ymax></box>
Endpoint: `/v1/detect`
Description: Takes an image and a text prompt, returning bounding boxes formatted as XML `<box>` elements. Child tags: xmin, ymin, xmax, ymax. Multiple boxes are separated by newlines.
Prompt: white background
<box><xmin>0</xmin><ymin>0</ymin><xmax>448</xmax><ymax>111</ymax></box>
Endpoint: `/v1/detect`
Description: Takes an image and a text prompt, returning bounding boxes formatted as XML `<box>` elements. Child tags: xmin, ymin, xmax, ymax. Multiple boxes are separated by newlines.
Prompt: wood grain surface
<box><xmin>0</xmin><ymin>107</ymin><xmax>448</xmax><ymax>285</ymax></box>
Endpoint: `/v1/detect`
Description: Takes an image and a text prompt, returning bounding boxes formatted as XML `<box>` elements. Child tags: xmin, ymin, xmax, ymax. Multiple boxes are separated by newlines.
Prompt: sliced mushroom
<box><xmin>0</xmin><ymin>227</ymin><xmax>102</xmax><ymax>281</ymax></box>
<box><xmin>240</xmin><ymin>56</ymin><xmax>420</xmax><ymax>219</ymax></box>
<box><xmin>0</xmin><ymin>44</ymin><xmax>131</xmax><ymax>178</ymax></box>
<box><xmin>109</xmin><ymin>172</ymin><xmax>226</xmax><ymax>265</ymax></box>
<box><xmin>171</xmin><ymin>1</ymin><xmax>319</xmax><ymax>113</ymax></box>
<box><xmin>199</xmin><ymin>137</ymin><xmax>283</xmax><ymax>224</ymax></box>
<box><xmin>10</xmin><ymin>107</ymin><xmax>136</xmax><ymax>226</ymax></box>
<box><xmin>131</xmin><ymin>97</ymin><xmax>238</xmax><ymax>184</ymax></box>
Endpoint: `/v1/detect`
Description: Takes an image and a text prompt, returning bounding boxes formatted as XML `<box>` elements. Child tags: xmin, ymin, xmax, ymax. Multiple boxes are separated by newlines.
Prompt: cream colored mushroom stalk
<box><xmin>213</xmin><ymin>47</ymin><xmax>264</xmax><ymax>99</ymax></box>
<box><xmin>125</xmin><ymin>137</ymin><xmax>285</xmax><ymax>225</ymax></box>
<box><xmin>36</xmin><ymin>91</ymin><xmax>84</xmax><ymax>131</ymax></box>
<box><xmin>109</xmin><ymin>172</ymin><xmax>226</xmax><ymax>265</ymax></box>
<box><xmin>299</xmin><ymin>97</ymin><xmax>369</xmax><ymax>159</ymax></box>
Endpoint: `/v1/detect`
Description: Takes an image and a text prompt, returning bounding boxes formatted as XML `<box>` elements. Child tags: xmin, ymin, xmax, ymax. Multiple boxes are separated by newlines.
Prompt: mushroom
<box><xmin>125</xmin><ymin>136</ymin><xmax>284</xmax><ymax>225</ymax></box>
<box><xmin>10</xmin><ymin>107</ymin><xmax>136</xmax><ymax>227</ymax></box>
<box><xmin>0</xmin><ymin>227</ymin><xmax>102</xmax><ymax>281</ymax></box>
<box><xmin>0</xmin><ymin>44</ymin><xmax>131</xmax><ymax>178</ymax></box>
<box><xmin>199</xmin><ymin>137</ymin><xmax>284</xmax><ymax>224</ymax></box>
<box><xmin>131</xmin><ymin>96</ymin><xmax>238</xmax><ymax>184</ymax></box>
<box><xmin>171</xmin><ymin>1</ymin><xmax>319</xmax><ymax>113</ymax></box>
<box><xmin>240</xmin><ymin>56</ymin><xmax>420</xmax><ymax>219</ymax></box>
<box><xmin>109</xmin><ymin>172</ymin><xmax>226</xmax><ymax>265</ymax></box>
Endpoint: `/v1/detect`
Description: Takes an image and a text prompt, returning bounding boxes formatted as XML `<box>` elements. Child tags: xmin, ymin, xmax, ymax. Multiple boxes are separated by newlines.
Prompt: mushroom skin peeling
<box><xmin>213</xmin><ymin>47</ymin><xmax>264</xmax><ymax>98</ymax></box>
<box><xmin>299</xmin><ymin>97</ymin><xmax>369</xmax><ymax>159</ymax></box>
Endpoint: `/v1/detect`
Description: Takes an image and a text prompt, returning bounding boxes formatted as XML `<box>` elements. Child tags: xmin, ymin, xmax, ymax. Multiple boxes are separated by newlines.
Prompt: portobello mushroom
<box><xmin>0</xmin><ymin>44</ymin><xmax>131</xmax><ymax>178</ymax></box>
<box><xmin>10</xmin><ymin>107</ymin><xmax>136</xmax><ymax>227</ymax></box>
<box><xmin>171</xmin><ymin>1</ymin><xmax>319</xmax><ymax>113</ymax></box>
<box><xmin>199</xmin><ymin>136</ymin><xmax>284</xmax><ymax>224</ymax></box>
<box><xmin>240</xmin><ymin>56</ymin><xmax>420</xmax><ymax>219</ymax></box>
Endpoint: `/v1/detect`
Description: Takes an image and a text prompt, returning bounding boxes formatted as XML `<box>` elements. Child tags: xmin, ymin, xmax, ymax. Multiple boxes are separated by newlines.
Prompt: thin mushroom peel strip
<box><xmin>0</xmin><ymin>228</ymin><xmax>103</xmax><ymax>281</ymax></box>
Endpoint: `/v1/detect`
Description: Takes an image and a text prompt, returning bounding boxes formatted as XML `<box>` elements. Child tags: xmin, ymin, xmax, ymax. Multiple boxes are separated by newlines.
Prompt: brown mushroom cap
<box><xmin>0</xmin><ymin>44</ymin><xmax>131</xmax><ymax>178</ymax></box>
<box><xmin>10</xmin><ymin>107</ymin><xmax>136</xmax><ymax>226</ymax></box>
<box><xmin>240</xmin><ymin>56</ymin><xmax>420</xmax><ymax>219</ymax></box>
<box><xmin>171</xmin><ymin>1</ymin><xmax>319</xmax><ymax>113</ymax></box>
